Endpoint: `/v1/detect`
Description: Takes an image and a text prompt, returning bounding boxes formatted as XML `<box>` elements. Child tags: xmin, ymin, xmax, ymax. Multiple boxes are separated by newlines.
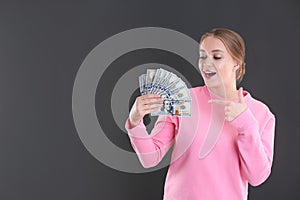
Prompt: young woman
<box><xmin>125</xmin><ymin>28</ymin><xmax>276</xmax><ymax>200</ymax></box>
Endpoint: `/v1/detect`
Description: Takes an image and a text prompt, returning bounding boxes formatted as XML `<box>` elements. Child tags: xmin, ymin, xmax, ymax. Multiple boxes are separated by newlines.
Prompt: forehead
<box><xmin>200</xmin><ymin>36</ymin><xmax>227</xmax><ymax>53</ymax></box>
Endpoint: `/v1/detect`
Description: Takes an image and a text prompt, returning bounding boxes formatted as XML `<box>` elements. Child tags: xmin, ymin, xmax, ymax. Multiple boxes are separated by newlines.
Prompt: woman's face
<box><xmin>199</xmin><ymin>36</ymin><xmax>238</xmax><ymax>89</ymax></box>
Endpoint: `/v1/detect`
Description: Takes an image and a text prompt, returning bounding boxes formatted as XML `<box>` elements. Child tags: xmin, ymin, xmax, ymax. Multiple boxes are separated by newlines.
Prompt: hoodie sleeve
<box><xmin>125</xmin><ymin>115</ymin><xmax>178</xmax><ymax>168</ymax></box>
<box><xmin>230</xmin><ymin>107</ymin><xmax>276</xmax><ymax>186</ymax></box>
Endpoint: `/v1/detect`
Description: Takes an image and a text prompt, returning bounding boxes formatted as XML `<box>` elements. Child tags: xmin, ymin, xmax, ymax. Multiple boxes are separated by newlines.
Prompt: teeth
<box><xmin>204</xmin><ymin>71</ymin><xmax>216</xmax><ymax>73</ymax></box>
<box><xmin>204</xmin><ymin>71</ymin><xmax>216</xmax><ymax>77</ymax></box>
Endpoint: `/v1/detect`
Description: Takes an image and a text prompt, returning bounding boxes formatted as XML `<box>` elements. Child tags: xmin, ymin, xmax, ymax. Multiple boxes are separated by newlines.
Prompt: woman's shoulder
<box><xmin>189</xmin><ymin>85</ymin><xmax>206</xmax><ymax>93</ymax></box>
<box><xmin>246</xmin><ymin>91</ymin><xmax>275</xmax><ymax>119</ymax></box>
<box><xmin>189</xmin><ymin>85</ymin><xmax>211</xmax><ymax>99</ymax></box>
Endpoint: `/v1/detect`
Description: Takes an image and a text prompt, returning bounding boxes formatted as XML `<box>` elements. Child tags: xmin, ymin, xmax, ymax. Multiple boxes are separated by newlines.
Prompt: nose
<box><xmin>199</xmin><ymin>59</ymin><xmax>214</xmax><ymax>69</ymax></box>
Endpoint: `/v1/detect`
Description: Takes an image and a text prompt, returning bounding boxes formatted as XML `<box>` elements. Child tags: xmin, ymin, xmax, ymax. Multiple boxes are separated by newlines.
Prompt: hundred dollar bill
<box><xmin>169</xmin><ymin>82</ymin><xmax>191</xmax><ymax>100</ymax></box>
<box><xmin>151</xmin><ymin>68</ymin><xmax>169</xmax><ymax>94</ymax></box>
<box><xmin>138</xmin><ymin>67</ymin><xmax>192</xmax><ymax>117</ymax></box>
<box><xmin>151</xmin><ymin>98</ymin><xmax>192</xmax><ymax>116</ymax></box>
<box><xmin>138</xmin><ymin>74</ymin><xmax>147</xmax><ymax>95</ymax></box>
<box><xmin>146</xmin><ymin>69</ymin><xmax>157</xmax><ymax>94</ymax></box>
<box><xmin>158</xmin><ymin>83</ymin><xmax>191</xmax><ymax>101</ymax></box>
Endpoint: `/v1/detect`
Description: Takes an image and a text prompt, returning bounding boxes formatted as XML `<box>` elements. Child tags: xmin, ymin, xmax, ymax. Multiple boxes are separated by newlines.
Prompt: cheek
<box><xmin>215</xmin><ymin>64</ymin><xmax>230</xmax><ymax>79</ymax></box>
<box><xmin>198</xmin><ymin>59</ymin><xmax>202</xmax><ymax>70</ymax></box>
<box><xmin>198</xmin><ymin>60</ymin><xmax>204</xmax><ymax>76</ymax></box>
<box><xmin>214</xmin><ymin>63</ymin><xmax>224</xmax><ymax>73</ymax></box>
<box><xmin>218</xmin><ymin>65</ymin><xmax>235</xmax><ymax>80</ymax></box>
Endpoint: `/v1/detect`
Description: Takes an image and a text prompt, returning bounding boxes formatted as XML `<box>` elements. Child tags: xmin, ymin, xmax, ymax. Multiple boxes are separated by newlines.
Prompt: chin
<box><xmin>204</xmin><ymin>81</ymin><xmax>221</xmax><ymax>89</ymax></box>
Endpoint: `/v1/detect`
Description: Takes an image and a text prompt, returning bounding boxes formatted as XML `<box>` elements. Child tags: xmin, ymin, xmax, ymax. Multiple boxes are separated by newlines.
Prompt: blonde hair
<box><xmin>200</xmin><ymin>28</ymin><xmax>246</xmax><ymax>82</ymax></box>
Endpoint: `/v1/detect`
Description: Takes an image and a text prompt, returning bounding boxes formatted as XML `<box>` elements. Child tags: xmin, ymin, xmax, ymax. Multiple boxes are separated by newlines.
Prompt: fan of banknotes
<box><xmin>139</xmin><ymin>68</ymin><xmax>192</xmax><ymax>116</ymax></box>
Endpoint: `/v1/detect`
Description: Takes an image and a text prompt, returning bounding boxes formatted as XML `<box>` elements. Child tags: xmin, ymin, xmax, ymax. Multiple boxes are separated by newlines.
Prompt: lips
<box><xmin>203</xmin><ymin>70</ymin><xmax>217</xmax><ymax>78</ymax></box>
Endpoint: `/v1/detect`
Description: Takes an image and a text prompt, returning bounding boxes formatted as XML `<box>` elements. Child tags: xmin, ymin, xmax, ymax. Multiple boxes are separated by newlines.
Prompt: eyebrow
<box><xmin>199</xmin><ymin>49</ymin><xmax>224</xmax><ymax>53</ymax></box>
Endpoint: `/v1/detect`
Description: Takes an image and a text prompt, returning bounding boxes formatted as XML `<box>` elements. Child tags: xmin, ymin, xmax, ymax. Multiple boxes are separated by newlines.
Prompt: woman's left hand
<box><xmin>208</xmin><ymin>87</ymin><xmax>247</xmax><ymax>122</ymax></box>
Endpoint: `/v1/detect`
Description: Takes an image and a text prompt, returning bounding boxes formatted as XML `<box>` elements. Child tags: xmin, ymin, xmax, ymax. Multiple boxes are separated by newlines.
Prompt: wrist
<box><xmin>129</xmin><ymin>117</ymin><xmax>142</xmax><ymax>128</ymax></box>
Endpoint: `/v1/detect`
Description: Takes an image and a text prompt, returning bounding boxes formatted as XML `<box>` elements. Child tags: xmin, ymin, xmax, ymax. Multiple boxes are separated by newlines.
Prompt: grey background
<box><xmin>0</xmin><ymin>0</ymin><xmax>299</xmax><ymax>199</ymax></box>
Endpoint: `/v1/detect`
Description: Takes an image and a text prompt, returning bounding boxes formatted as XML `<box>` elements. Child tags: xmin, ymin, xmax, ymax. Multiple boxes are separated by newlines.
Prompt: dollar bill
<box><xmin>146</xmin><ymin>69</ymin><xmax>157</xmax><ymax>94</ymax></box>
<box><xmin>138</xmin><ymin>68</ymin><xmax>192</xmax><ymax>116</ymax></box>
<box><xmin>157</xmin><ymin>83</ymin><xmax>191</xmax><ymax>101</ymax></box>
<box><xmin>151</xmin><ymin>99</ymin><xmax>192</xmax><ymax>116</ymax></box>
<box><xmin>138</xmin><ymin>74</ymin><xmax>147</xmax><ymax>95</ymax></box>
<box><xmin>152</xmin><ymin>68</ymin><xmax>168</xmax><ymax>94</ymax></box>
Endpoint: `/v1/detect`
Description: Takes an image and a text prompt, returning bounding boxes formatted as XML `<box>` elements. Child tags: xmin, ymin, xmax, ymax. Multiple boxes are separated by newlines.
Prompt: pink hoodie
<box><xmin>125</xmin><ymin>86</ymin><xmax>276</xmax><ymax>200</ymax></box>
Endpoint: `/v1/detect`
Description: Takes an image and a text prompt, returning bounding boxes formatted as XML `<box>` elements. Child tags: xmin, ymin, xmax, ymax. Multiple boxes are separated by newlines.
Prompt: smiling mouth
<box><xmin>204</xmin><ymin>71</ymin><xmax>217</xmax><ymax>78</ymax></box>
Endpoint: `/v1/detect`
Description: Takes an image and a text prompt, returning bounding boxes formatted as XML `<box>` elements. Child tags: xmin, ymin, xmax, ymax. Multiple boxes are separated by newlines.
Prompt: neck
<box><xmin>208</xmin><ymin>84</ymin><xmax>238</xmax><ymax>100</ymax></box>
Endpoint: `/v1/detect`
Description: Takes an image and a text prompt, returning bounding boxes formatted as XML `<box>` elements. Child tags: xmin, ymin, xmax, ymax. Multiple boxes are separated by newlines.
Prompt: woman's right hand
<box><xmin>129</xmin><ymin>94</ymin><xmax>164</xmax><ymax>128</ymax></box>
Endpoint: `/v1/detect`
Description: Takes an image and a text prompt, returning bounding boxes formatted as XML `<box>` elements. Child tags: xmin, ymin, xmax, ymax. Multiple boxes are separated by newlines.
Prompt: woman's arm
<box><xmin>125</xmin><ymin>115</ymin><xmax>178</xmax><ymax>168</ymax></box>
<box><xmin>209</xmin><ymin>88</ymin><xmax>276</xmax><ymax>186</ymax></box>
<box><xmin>231</xmin><ymin>108</ymin><xmax>276</xmax><ymax>186</ymax></box>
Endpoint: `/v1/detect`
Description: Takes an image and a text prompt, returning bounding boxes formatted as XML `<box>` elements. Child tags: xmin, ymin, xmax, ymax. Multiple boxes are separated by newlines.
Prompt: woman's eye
<box><xmin>213</xmin><ymin>56</ymin><xmax>222</xmax><ymax>60</ymax></box>
<box><xmin>199</xmin><ymin>55</ymin><xmax>206</xmax><ymax>59</ymax></box>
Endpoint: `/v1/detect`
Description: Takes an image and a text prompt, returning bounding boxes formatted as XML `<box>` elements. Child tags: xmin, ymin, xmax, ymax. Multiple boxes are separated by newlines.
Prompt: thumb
<box><xmin>238</xmin><ymin>87</ymin><xmax>245</xmax><ymax>104</ymax></box>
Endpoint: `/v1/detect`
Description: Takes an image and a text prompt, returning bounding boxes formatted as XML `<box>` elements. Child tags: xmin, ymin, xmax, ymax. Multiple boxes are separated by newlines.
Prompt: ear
<box><xmin>231</xmin><ymin>65</ymin><xmax>239</xmax><ymax>74</ymax></box>
<box><xmin>233</xmin><ymin>60</ymin><xmax>240</xmax><ymax>71</ymax></box>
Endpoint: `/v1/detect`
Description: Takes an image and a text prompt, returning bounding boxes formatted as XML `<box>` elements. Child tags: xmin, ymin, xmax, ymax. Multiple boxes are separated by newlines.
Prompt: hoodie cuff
<box><xmin>230</xmin><ymin>108</ymin><xmax>259</xmax><ymax>133</ymax></box>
